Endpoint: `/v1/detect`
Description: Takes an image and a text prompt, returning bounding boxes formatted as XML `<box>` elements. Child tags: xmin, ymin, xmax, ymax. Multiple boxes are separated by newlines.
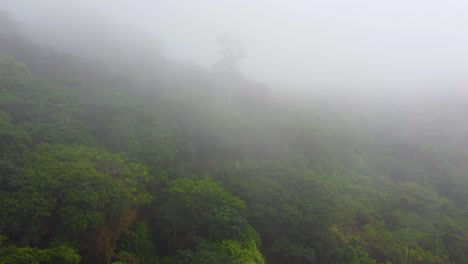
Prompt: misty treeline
<box><xmin>0</xmin><ymin>10</ymin><xmax>467</xmax><ymax>264</ymax></box>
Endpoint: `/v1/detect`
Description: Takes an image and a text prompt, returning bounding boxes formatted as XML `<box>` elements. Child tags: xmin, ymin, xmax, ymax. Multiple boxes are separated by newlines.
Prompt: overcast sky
<box><xmin>2</xmin><ymin>0</ymin><xmax>468</xmax><ymax>96</ymax></box>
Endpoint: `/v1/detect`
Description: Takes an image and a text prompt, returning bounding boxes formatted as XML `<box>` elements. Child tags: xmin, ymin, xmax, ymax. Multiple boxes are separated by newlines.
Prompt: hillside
<box><xmin>0</xmin><ymin>11</ymin><xmax>467</xmax><ymax>264</ymax></box>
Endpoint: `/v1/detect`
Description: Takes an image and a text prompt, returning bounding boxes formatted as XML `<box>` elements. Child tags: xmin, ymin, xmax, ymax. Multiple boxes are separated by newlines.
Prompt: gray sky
<box><xmin>2</xmin><ymin>0</ymin><xmax>468</xmax><ymax>96</ymax></box>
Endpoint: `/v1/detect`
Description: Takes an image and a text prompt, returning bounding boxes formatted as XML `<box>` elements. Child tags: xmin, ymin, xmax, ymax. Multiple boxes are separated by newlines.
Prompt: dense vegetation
<box><xmin>0</xmin><ymin>11</ymin><xmax>467</xmax><ymax>263</ymax></box>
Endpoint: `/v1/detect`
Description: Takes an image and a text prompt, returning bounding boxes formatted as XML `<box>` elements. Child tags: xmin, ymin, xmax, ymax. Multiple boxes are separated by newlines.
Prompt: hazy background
<box><xmin>1</xmin><ymin>0</ymin><xmax>468</xmax><ymax>98</ymax></box>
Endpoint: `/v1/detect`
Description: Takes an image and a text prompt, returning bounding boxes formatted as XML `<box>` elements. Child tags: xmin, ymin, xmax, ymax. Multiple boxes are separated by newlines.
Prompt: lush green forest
<box><xmin>0</xmin><ymin>11</ymin><xmax>467</xmax><ymax>264</ymax></box>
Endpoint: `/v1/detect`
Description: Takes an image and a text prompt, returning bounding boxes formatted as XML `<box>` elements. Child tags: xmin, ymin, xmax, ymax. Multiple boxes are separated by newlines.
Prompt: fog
<box><xmin>1</xmin><ymin>2</ymin><xmax>468</xmax><ymax>263</ymax></box>
<box><xmin>2</xmin><ymin>0</ymin><xmax>468</xmax><ymax>98</ymax></box>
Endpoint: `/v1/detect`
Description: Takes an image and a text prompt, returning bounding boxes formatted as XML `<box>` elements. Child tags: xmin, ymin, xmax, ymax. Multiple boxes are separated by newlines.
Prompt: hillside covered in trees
<box><xmin>0</xmin><ymin>10</ymin><xmax>467</xmax><ymax>264</ymax></box>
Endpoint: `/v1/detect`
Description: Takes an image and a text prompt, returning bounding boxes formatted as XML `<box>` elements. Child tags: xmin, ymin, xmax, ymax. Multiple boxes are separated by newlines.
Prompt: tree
<box><xmin>157</xmin><ymin>178</ymin><xmax>263</xmax><ymax>262</ymax></box>
<box><xmin>0</xmin><ymin>233</ymin><xmax>81</xmax><ymax>264</ymax></box>
<box><xmin>0</xmin><ymin>144</ymin><xmax>152</xmax><ymax>262</ymax></box>
<box><xmin>212</xmin><ymin>35</ymin><xmax>245</xmax><ymax>78</ymax></box>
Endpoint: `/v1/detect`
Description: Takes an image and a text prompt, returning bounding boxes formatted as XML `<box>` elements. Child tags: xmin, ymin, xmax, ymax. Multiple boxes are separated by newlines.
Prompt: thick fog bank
<box><xmin>2</xmin><ymin>0</ymin><xmax>468</xmax><ymax>102</ymax></box>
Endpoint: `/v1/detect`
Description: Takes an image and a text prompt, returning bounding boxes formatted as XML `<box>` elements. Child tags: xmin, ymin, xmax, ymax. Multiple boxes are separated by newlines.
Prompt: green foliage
<box><xmin>0</xmin><ymin>239</ymin><xmax>81</xmax><ymax>264</ymax></box>
<box><xmin>210</xmin><ymin>161</ymin><xmax>344</xmax><ymax>263</ymax></box>
<box><xmin>0</xmin><ymin>143</ymin><xmax>152</xmax><ymax>262</ymax></box>
<box><xmin>0</xmin><ymin>110</ymin><xmax>31</xmax><ymax>157</ymax></box>
<box><xmin>0</xmin><ymin>14</ymin><xmax>466</xmax><ymax>264</ymax></box>
<box><xmin>0</xmin><ymin>53</ymin><xmax>30</xmax><ymax>81</ymax></box>
<box><xmin>158</xmin><ymin>178</ymin><xmax>249</xmax><ymax>246</ymax></box>
<box><xmin>79</xmin><ymin>87</ymin><xmax>177</xmax><ymax>170</ymax></box>
<box><xmin>156</xmin><ymin>178</ymin><xmax>264</xmax><ymax>262</ymax></box>
<box><xmin>116</xmin><ymin>222</ymin><xmax>159</xmax><ymax>264</ymax></box>
<box><xmin>169</xmin><ymin>239</ymin><xmax>264</xmax><ymax>264</ymax></box>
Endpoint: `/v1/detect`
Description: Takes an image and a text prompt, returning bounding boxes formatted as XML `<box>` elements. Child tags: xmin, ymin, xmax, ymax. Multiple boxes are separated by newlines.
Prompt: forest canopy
<box><xmin>0</xmin><ymin>9</ymin><xmax>467</xmax><ymax>264</ymax></box>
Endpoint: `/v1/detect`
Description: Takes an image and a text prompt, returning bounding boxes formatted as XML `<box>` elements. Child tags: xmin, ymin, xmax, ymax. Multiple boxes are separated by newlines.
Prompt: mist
<box><xmin>2</xmin><ymin>0</ymin><xmax>468</xmax><ymax>100</ymax></box>
<box><xmin>1</xmin><ymin>1</ymin><xmax>468</xmax><ymax>263</ymax></box>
